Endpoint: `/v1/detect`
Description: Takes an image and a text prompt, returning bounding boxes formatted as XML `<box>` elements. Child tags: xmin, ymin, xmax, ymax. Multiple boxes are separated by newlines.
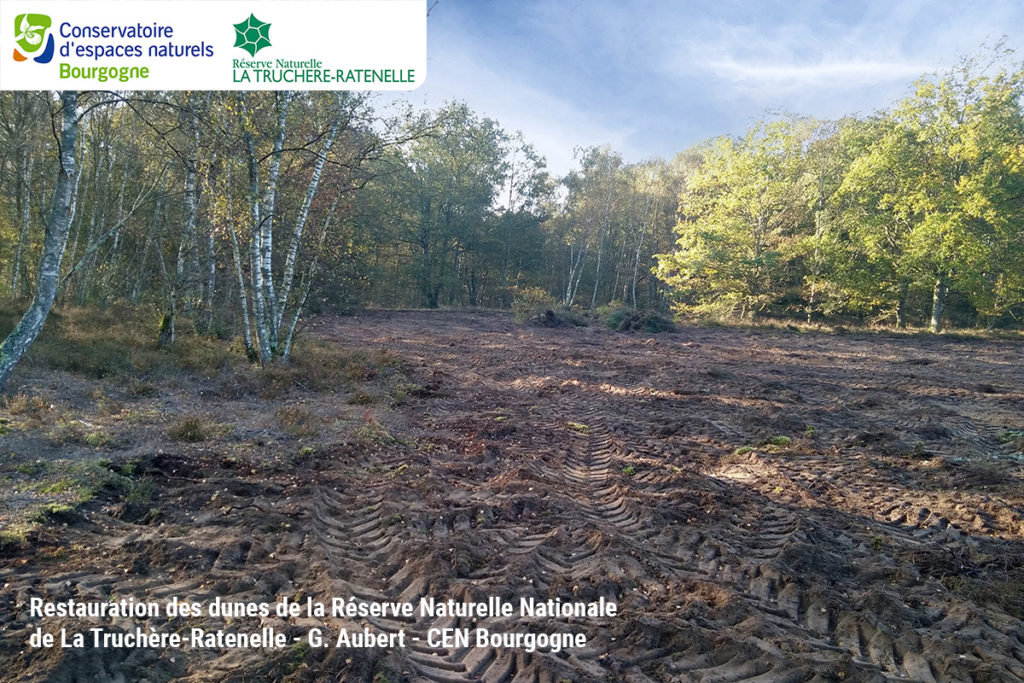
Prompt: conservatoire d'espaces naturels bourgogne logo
<box><xmin>13</xmin><ymin>12</ymin><xmax>55</xmax><ymax>63</ymax></box>
<box><xmin>233</xmin><ymin>13</ymin><xmax>270</xmax><ymax>57</ymax></box>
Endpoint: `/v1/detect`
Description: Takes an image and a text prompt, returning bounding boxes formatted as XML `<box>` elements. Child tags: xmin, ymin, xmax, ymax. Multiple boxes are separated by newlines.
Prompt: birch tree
<box><xmin>238</xmin><ymin>91</ymin><xmax>374</xmax><ymax>362</ymax></box>
<box><xmin>0</xmin><ymin>91</ymin><xmax>79</xmax><ymax>390</ymax></box>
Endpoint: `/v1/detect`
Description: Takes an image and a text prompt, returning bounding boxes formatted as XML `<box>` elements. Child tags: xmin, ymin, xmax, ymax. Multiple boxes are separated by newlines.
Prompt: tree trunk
<box><xmin>282</xmin><ymin>189</ymin><xmax>342</xmax><ymax>361</ymax></box>
<box><xmin>61</xmin><ymin>119</ymin><xmax>87</xmax><ymax>302</ymax></box>
<box><xmin>203</xmin><ymin>222</ymin><xmax>216</xmax><ymax>334</ymax></box>
<box><xmin>163</xmin><ymin>119</ymin><xmax>200</xmax><ymax>348</ymax></box>
<box><xmin>631</xmin><ymin>207</ymin><xmax>649</xmax><ymax>309</ymax></box>
<box><xmin>589</xmin><ymin>179</ymin><xmax>613</xmax><ymax>309</ymax></box>
<box><xmin>0</xmin><ymin>91</ymin><xmax>79</xmax><ymax>391</ymax></box>
<box><xmin>11</xmin><ymin>149</ymin><xmax>34</xmax><ymax>297</ymax></box>
<box><xmin>112</xmin><ymin>161</ymin><xmax>128</xmax><ymax>254</ymax></box>
<box><xmin>225</xmin><ymin>167</ymin><xmax>256</xmax><ymax>360</ymax></box>
<box><xmin>240</xmin><ymin>95</ymin><xmax>272</xmax><ymax>363</ymax></box>
<box><xmin>274</xmin><ymin>105</ymin><xmax>341</xmax><ymax>334</ymax></box>
<box><xmin>565</xmin><ymin>241</ymin><xmax>588</xmax><ymax>309</ymax></box>
<box><xmin>131</xmin><ymin>182</ymin><xmax>164</xmax><ymax>305</ymax></box>
<box><xmin>75</xmin><ymin>137</ymin><xmax>106</xmax><ymax>303</ymax></box>
<box><xmin>260</xmin><ymin>92</ymin><xmax>292</xmax><ymax>352</ymax></box>
<box><xmin>929</xmin><ymin>275</ymin><xmax>948</xmax><ymax>333</ymax></box>
<box><xmin>895</xmin><ymin>281</ymin><xmax>909</xmax><ymax>329</ymax></box>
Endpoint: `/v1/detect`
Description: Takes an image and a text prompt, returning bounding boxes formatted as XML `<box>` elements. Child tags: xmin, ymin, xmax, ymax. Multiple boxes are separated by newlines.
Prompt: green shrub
<box><xmin>596</xmin><ymin>302</ymin><xmax>675</xmax><ymax>333</ymax></box>
<box><xmin>511</xmin><ymin>287</ymin><xmax>558</xmax><ymax>322</ymax></box>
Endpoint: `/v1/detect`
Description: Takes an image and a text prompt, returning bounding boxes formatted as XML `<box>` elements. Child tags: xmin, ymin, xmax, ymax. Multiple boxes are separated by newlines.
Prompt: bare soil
<box><xmin>2</xmin><ymin>311</ymin><xmax>1024</xmax><ymax>682</ymax></box>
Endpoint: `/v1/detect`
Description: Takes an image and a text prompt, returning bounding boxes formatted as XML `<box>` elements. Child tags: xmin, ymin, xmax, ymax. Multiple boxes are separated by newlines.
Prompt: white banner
<box><xmin>0</xmin><ymin>0</ymin><xmax>426</xmax><ymax>90</ymax></box>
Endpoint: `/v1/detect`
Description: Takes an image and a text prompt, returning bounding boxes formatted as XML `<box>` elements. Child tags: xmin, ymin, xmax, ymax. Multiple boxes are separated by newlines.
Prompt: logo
<box><xmin>233</xmin><ymin>13</ymin><xmax>271</xmax><ymax>57</ymax></box>
<box><xmin>13</xmin><ymin>13</ymin><xmax>54</xmax><ymax>63</ymax></box>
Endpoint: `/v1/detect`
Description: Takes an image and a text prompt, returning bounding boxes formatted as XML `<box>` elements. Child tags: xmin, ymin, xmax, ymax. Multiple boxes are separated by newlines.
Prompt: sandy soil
<box><xmin>2</xmin><ymin>311</ymin><xmax>1023</xmax><ymax>682</ymax></box>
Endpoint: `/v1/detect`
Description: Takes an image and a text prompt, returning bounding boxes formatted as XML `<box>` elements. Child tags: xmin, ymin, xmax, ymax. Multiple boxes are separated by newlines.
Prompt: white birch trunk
<box><xmin>274</xmin><ymin>107</ymin><xmax>341</xmax><ymax>335</ymax></box>
<box><xmin>589</xmin><ymin>173</ymin><xmax>614</xmax><ymax>309</ymax></box>
<box><xmin>241</xmin><ymin>95</ymin><xmax>272</xmax><ymax>363</ymax></box>
<box><xmin>282</xmin><ymin>189</ymin><xmax>342</xmax><ymax>361</ymax></box>
<box><xmin>260</xmin><ymin>92</ymin><xmax>292</xmax><ymax>351</ymax></box>
<box><xmin>228</xmin><ymin>198</ymin><xmax>255</xmax><ymax>358</ymax></box>
<box><xmin>112</xmin><ymin>160</ymin><xmax>128</xmax><ymax>254</ymax></box>
<box><xmin>0</xmin><ymin>91</ymin><xmax>79</xmax><ymax>390</ymax></box>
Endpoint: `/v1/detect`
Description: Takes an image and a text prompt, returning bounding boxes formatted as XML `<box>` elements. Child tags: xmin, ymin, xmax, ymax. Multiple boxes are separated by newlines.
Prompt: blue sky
<box><xmin>399</xmin><ymin>0</ymin><xmax>1024</xmax><ymax>175</ymax></box>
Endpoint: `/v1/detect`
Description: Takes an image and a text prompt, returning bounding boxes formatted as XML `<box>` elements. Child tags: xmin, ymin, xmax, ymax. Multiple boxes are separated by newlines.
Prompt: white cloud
<box><xmin>703</xmin><ymin>58</ymin><xmax>933</xmax><ymax>93</ymax></box>
<box><xmin>388</xmin><ymin>0</ymin><xmax>1024</xmax><ymax>168</ymax></box>
<box><xmin>398</xmin><ymin>36</ymin><xmax>643</xmax><ymax>176</ymax></box>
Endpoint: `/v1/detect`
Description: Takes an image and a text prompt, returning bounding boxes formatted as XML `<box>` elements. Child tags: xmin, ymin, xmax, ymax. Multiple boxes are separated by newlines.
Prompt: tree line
<box><xmin>657</xmin><ymin>52</ymin><xmax>1024</xmax><ymax>332</ymax></box>
<box><xmin>0</xmin><ymin>50</ymin><xmax>1022</xmax><ymax>385</ymax></box>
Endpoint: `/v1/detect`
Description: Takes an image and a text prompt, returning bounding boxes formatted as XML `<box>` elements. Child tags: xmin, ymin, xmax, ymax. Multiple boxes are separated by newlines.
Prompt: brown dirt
<box><xmin>2</xmin><ymin>310</ymin><xmax>1024</xmax><ymax>682</ymax></box>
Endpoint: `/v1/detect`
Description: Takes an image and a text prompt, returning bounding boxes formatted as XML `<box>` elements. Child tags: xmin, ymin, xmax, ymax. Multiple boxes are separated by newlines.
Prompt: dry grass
<box><xmin>274</xmin><ymin>405</ymin><xmax>322</xmax><ymax>438</ymax></box>
<box><xmin>0</xmin><ymin>302</ymin><xmax>409</xmax><ymax>545</ymax></box>
<box><xmin>0</xmin><ymin>304</ymin><xmax>239</xmax><ymax>381</ymax></box>
<box><xmin>0</xmin><ymin>304</ymin><xmax>403</xmax><ymax>400</ymax></box>
<box><xmin>256</xmin><ymin>341</ymin><xmax>399</xmax><ymax>396</ymax></box>
<box><xmin>2</xmin><ymin>393</ymin><xmax>53</xmax><ymax>426</ymax></box>
<box><xmin>166</xmin><ymin>417</ymin><xmax>209</xmax><ymax>443</ymax></box>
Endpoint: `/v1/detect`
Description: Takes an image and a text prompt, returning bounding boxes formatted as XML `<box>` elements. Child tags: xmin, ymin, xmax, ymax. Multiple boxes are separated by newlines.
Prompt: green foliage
<box><xmin>510</xmin><ymin>287</ymin><xmax>584</xmax><ymax>327</ymax></box>
<box><xmin>354</xmin><ymin>413</ymin><xmax>398</xmax><ymax>445</ymax></box>
<box><xmin>595</xmin><ymin>302</ymin><xmax>675</xmax><ymax>333</ymax></box>
<box><xmin>655</xmin><ymin>49</ymin><xmax>1024</xmax><ymax>329</ymax></box>
<box><xmin>83</xmin><ymin>430</ymin><xmax>109</xmax><ymax>448</ymax></box>
<box><xmin>347</xmin><ymin>390</ymin><xmax>376</xmax><ymax>405</ymax></box>
<box><xmin>595</xmin><ymin>302</ymin><xmax>630</xmax><ymax>329</ymax></box>
<box><xmin>120</xmin><ymin>477</ymin><xmax>154</xmax><ymax>502</ymax></box>
<box><xmin>512</xmin><ymin>287</ymin><xmax>557</xmax><ymax>322</ymax></box>
<box><xmin>32</xmin><ymin>503</ymin><xmax>75</xmax><ymax>523</ymax></box>
<box><xmin>657</xmin><ymin>118</ymin><xmax>817</xmax><ymax>320</ymax></box>
<box><xmin>370</xmin><ymin>102</ymin><xmax>551</xmax><ymax>309</ymax></box>
<box><xmin>0</xmin><ymin>528</ymin><xmax>29</xmax><ymax>553</ymax></box>
<box><xmin>3</xmin><ymin>394</ymin><xmax>51</xmax><ymax>421</ymax></box>
<box><xmin>0</xmin><ymin>52</ymin><xmax>1020</xmax><ymax>397</ymax></box>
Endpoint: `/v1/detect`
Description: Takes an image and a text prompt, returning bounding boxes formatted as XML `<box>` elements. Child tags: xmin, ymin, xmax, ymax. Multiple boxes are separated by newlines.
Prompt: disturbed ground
<box><xmin>2</xmin><ymin>310</ymin><xmax>1024</xmax><ymax>682</ymax></box>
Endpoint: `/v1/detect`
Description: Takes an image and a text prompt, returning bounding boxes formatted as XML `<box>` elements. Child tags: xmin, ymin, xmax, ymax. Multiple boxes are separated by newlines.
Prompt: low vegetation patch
<box><xmin>0</xmin><ymin>304</ymin><xmax>402</xmax><ymax>401</ymax></box>
<box><xmin>167</xmin><ymin>417</ymin><xmax>209</xmax><ymax>443</ymax></box>
<box><xmin>274</xmin><ymin>405</ymin><xmax>322</xmax><ymax>438</ymax></box>
<box><xmin>511</xmin><ymin>287</ymin><xmax>586</xmax><ymax>327</ymax></box>
<box><xmin>595</xmin><ymin>302</ymin><xmax>675</xmax><ymax>333</ymax></box>
<box><xmin>1</xmin><ymin>455</ymin><xmax>155</xmax><ymax>544</ymax></box>
<box><xmin>3</xmin><ymin>393</ymin><xmax>53</xmax><ymax>424</ymax></box>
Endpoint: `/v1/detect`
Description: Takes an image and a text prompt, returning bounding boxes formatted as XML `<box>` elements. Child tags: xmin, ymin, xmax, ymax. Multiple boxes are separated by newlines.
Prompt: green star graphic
<box><xmin>233</xmin><ymin>13</ymin><xmax>271</xmax><ymax>56</ymax></box>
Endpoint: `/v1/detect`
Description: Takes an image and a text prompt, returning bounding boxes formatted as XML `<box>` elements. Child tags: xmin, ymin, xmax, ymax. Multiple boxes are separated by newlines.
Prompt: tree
<box><xmin>0</xmin><ymin>91</ymin><xmax>78</xmax><ymax>390</ymax></box>
<box><xmin>398</xmin><ymin>103</ymin><xmax>508</xmax><ymax>308</ymax></box>
<box><xmin>238</xmin><ymin>91</ymin><xmax>380</xmax><ymax>362</ymax></box>
<box><xmin>657</xmin><ymin>118</ymin><xmax>814</xmax><ymax>318</ymax></box>
<box><xmin>834</xmin><ymin>54</ymin><xmax>1024</xmax><ymax>330</ymax></box>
